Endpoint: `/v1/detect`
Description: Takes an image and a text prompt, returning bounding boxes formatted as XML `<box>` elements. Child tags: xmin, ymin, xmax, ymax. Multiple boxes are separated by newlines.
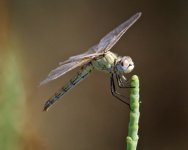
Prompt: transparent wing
<box><xmin>59</xmin><ymin>45</ymin><xmax>102</xmax><ymax>65</ymax></box>
<box><xmin>61</xmin><ymin>12</ymin><xmax>142</xmax><ymax>64</ymax></box>
<box><xmin>41</xmin><ymin>12</ymin><xmax>142</xmax><ymax>85</ymax></box>
<box><xmin>96</xmin><ymin>12</ymin><xmax>142</xmax><ymax>53</ymax></box>
<box><xmin>40</xmin><ymin>59</ymin><xmax>90</xmax><ymax>85</ymax></box>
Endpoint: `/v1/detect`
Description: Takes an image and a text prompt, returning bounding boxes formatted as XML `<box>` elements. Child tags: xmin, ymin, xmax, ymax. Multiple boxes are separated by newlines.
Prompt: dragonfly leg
<box><xmin>116</xmin><ymin>74</ymin><xmax>134</xmax><ymax>88</ymax></box>
<box><xmin>110</xmin><ymin>74</ymin><xmax>130</xmax><ymax>107</ymax></box>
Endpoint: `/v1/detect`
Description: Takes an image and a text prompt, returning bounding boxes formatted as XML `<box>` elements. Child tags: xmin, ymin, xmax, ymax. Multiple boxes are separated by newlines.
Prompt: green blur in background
<box><xmin>0</xmin><ymin>50</ymin><xmax>25</xmax><ymax>150</ymax></box>
<box><xmin>0</xmin><ymin>0</ymin><xmax>188</xmax><ymax>150</ymax></box>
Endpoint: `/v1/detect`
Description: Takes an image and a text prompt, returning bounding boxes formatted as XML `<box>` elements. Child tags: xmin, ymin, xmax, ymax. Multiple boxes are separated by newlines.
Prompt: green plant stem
<box><xmin>126</xmin><ymin>75</ymin><xmax>140</xmax><ymax>150</ymax></box>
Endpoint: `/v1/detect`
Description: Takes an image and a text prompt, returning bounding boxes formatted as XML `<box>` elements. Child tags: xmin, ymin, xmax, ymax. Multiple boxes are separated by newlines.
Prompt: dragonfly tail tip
<box><xmin>43</xmin><ymin>106</ymin><xmax>49</xmax><ymax>111</ymax></box>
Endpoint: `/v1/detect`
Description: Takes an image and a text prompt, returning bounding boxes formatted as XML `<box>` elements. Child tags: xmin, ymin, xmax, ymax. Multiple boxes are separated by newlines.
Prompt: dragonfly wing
<box><xmin>46</xmin><ymin>12</ymin><xmax>141</xmax><ymax>80</ymax></box>
<box><xmin>59</xmin><ymin>45</ymin><xmax>103</xmax><ymax>65</ymax></box>
<box><xmin>40</xmin><ymin>59</ymin><xmax>90</xmax><ymax>85</ymax></box>
<box><xmin>60</xmin><ymin>12</ymin><xmax>142</xmax><ymax>64</ymax></box>
<box><xmin>96</xmin><ymin>12</ymin><xmax>142</xmax><ymax>53</ymax></box>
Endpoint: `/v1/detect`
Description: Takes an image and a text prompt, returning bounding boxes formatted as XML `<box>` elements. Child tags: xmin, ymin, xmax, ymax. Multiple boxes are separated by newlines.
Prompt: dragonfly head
<box><xmin>115</xmin><ymin>56</ymin><xmax>134</xmax><ymax>74</ymax></box>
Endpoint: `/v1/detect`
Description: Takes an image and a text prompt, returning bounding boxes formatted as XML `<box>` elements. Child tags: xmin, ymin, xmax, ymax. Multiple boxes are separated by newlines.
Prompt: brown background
<box><xmin>2</xmin><ymin>0</ymin><xmax>188</xmax><ymax>150</ymax></box>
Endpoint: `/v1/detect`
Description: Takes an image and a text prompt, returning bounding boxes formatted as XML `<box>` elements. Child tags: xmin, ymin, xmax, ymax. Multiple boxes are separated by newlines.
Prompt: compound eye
<box><xmin>122</xmin><ymin>59</ymin><xmax>129</xmax><ymax>67</ymax></box>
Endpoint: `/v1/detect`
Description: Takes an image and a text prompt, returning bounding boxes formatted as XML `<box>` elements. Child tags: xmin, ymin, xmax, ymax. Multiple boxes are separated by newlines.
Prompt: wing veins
<box><xmin>40</xmin><ymin>59</ymin><xmax>90</xmax><ymax>85</ymax></box>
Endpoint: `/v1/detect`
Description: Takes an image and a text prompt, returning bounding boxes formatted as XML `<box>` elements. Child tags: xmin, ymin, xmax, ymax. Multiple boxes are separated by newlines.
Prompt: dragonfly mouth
<box><xmin>126</xmin><ymin>63</ymin><xmax>134</xmax><ymax>73</ymax></box>
<box><xmin>121</xmin><ymin>62</ymin><xmax>134</xmax><ymax>73</ymax></box>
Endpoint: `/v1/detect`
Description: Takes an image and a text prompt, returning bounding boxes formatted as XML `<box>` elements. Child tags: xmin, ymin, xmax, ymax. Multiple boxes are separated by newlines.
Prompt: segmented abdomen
<box><xmin>43</xmin><ymin>64</ymin><xmax>93</xmax><ymax>111</ymax></box>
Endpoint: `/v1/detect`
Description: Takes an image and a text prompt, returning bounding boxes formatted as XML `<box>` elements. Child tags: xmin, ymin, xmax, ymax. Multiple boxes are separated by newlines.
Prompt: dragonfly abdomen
<box><xmin>43</xmin><ymin>64</ymin><xmax>94</xmax><ymax>111</ymax></box>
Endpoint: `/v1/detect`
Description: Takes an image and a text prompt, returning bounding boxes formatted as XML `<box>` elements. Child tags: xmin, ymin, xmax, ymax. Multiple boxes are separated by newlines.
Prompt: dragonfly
<box><xmin>41</xmin><ymin>12</ymin><xmax>142</xmax><ymax>111</ymax></box>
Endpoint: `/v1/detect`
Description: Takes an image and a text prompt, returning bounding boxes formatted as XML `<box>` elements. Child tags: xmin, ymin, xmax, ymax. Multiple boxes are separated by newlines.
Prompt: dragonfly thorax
<box><xmin>91</xmin><ymin>51</ymin><xmax>134</xmax><ymax>74</ymax></box>
<box><xmin>115</xmin><ymin>56</ymin><xmax>134</xmax><ymax>74</ymax></box>
<box><xmin>91</xmin><ymin>51</ymin><xmax>118</xmax><ymax>72</ymax></box>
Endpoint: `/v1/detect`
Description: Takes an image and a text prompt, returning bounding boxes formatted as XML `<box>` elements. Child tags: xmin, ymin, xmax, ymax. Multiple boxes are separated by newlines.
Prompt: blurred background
<box><xmin>0</xmin><ymin>0</ymin><xmax>188</xmax><ymax>150</ymax></box>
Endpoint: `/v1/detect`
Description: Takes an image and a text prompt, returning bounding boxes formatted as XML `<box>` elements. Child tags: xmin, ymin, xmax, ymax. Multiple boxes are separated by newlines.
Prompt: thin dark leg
<box><xmin>110</xmin><ymin>74</ymin><xmax>130</xmax><ymax>106</ymax></box>
<box><xmin>115</xmin><ymin>74</ymin><xmax>133</xmax><ymax>88</ymax></box>
<box><xmin>115</xmin><ymin>74</ymin><xmax>125</xmax><ymax>88</ymax></box>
